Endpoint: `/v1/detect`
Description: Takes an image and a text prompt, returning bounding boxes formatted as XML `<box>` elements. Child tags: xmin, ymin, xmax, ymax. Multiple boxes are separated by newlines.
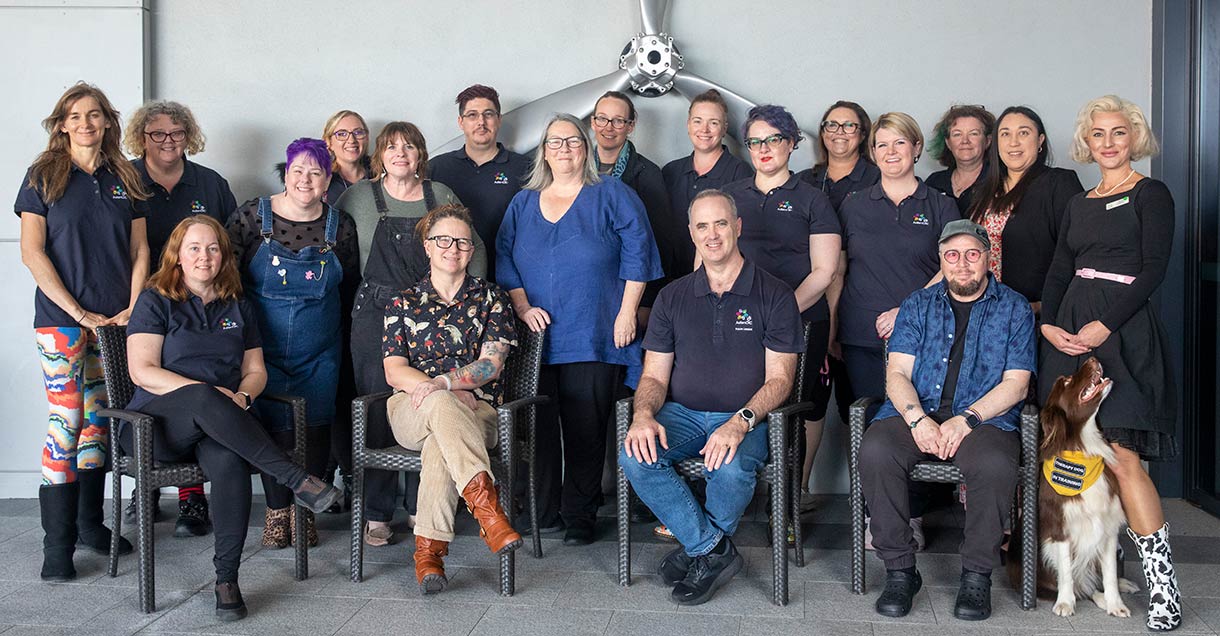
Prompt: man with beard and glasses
<box><xmin>858</xmin><ymin>219</ymin><xmax>1035</xmax><ymax>622</ymax></box>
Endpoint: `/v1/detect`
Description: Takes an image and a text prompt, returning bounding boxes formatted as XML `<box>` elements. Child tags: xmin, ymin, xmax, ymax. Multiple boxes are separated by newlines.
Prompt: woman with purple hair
<box><xmin>225</xmin><ymin>138</ymin><xmax>359</xmax><ymax>548</ymax></box>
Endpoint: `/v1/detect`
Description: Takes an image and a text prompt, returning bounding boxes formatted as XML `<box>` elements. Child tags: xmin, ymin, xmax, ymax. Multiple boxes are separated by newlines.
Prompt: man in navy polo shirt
<box><xmin>429</xmin><ymin>84</ymin><xmax>530</xmax><ymax>282</ymax></box>
<box><xmin>619</xmin><ymin>189</ymin><xmax>804</xmax><ymax>606</ymax></box>
<box><xmin>860</xmin><ymin>220</ymin><xmax>1035</xmax><ymax>622</ymax></box>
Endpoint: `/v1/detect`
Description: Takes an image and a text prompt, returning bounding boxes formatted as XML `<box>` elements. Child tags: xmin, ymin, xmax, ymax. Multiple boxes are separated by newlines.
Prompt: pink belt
<box><xmin>1075</xmin><ymin>268</ymin><xmax>1135</xmax><ymax>285</ymax></box>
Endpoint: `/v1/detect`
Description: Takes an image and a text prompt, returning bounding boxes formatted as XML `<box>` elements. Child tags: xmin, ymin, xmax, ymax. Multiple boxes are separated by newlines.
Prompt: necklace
<box><xmin>1095</xmin><ymin>169</ymin><xmax>1136</xmax><ymax>197</ymax></box>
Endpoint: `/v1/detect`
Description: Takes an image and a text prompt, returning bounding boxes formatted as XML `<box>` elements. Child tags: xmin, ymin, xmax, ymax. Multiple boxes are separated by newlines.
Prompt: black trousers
<box><xmin>262</xmin><ymin>426</ymin><xmax>331</xmax><ymax>510</ymax></box>
<box><xmin>840</xmin><ymin>344</ymin><xmax>886</xmax><ymax>415</ymax></box>
<box><xmin>859</xmin><ymin>415</ymin><xmax>1019</xmax><ymax>574</ymax></box>
<box><xmin>534</xmin><ymin>361</ymin><xmax>620</xmax><ymax>528</ymax></box>
<box><xmin>119</xmin><ymin>384</ymin><xmax>308</xmax><ymax>582</ymax></box>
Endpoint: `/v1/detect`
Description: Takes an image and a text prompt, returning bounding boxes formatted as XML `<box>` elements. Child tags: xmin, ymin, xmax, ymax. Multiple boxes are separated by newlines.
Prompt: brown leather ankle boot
<box><xmin>414</xmin><ymin>535</ymin><xmax>449</xmax><ymax>595</ymax></box>
<box><xmin>461</xmin><ymin>471</ymin><xmax>523</xmax><ymax>554</ymax></box>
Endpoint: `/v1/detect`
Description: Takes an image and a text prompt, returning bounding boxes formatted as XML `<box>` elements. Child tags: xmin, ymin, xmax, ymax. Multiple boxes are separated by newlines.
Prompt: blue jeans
<box><xmin>618</xmin><ymin>401</ymin><xmax>769</xmax><ymax>556</ymax></box>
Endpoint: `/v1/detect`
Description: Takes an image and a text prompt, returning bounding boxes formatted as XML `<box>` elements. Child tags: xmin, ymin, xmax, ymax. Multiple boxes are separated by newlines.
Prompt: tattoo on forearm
<box><xmin>446</xmin><ymin>359</ymin><xmax>497</xmax><ymax>388</ymax></box>
<box><xmin>904</xmin><ymin>404</ymin><xmax>917</xmax><ymax>413</ymax></box>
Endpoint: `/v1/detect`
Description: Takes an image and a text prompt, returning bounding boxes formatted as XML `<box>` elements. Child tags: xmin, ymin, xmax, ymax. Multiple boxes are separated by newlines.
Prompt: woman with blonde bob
<box><xmin>322</xmin><ymin>109</ymin><xmax>372</xmax><ymax>203</ymax></box>
<box><xmin>124</xmin><ymin>215</ymin><xmax>340</xmax><ymax>621</ymax></box>
<box><xmin>1038</xmin><ymin>95</ymin><xmax>1180</xmax><ymax>631</ymax></box>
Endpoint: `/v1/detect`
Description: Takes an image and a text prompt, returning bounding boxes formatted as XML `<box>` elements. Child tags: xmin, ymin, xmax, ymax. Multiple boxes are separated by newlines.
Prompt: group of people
<box><xmin>16</xmin><ymin>79</ymin><xmax>1180</xmax><ymax>630</ymax></box>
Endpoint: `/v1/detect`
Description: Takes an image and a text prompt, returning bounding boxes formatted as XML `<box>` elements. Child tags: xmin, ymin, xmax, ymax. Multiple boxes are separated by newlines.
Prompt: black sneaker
<box><xmin>123</xmin><ymin>488</ymin><xmax>164</xmax><ymax>524</ymax></box>
<box><xmin>670</xmin><ymin>537</ymin><xmax>743</xmax><ymax>605</ymax></box>
<box><xmin>562</xmin><ymin>520</ymin><xmax>595</xmax><ymax>546</ymax></box>
<box><xmin>214</xmin><ymin>581</ymin><xmax>247</xmax><ymax>622</ymax></box>
<box><xmin>659</xmin><ymin>546</ymin><xmax>693</xmax><ymax>585</ymax></box>
<box><xmin>875</xmin><ymin>569</ymin><xmax>923</xmax><ymax>617</ymax></box>
<box><xmin>953</xmin><ymin>570</ymin><xmax>992</xmax><ymax>621</ymax></box>
<box><xmin>174</xmin><ymin>492</ymin><xmax>212</xmax><ymax>538</ymax></box>
<box><xmin>293</xmin><ymin>476</ymin><xmax>341</xmax><ymax>513</ymax></box>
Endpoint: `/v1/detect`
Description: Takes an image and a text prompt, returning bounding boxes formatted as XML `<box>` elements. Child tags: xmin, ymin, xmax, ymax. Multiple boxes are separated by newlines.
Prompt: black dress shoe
<box><xmin>953</xmin><ymin>570</ymin><xmax>992</xmax><ymax>621</ymax></box>
<box><xmin>562</xmin><ymin>521</ymin><xmax>595</xmax><ymax>546</ymax></box>
<box><xmin>174</xmin><ymin>493</ymin><xmax>212</xmax><ymax>538</ymax></box>
<box><xmin>214</xmin><ymin>581</ymin><xmax>248</xmax><ymax>622</ymax></box>
<box><xmin>671</xmin><ymin>538</ymin><xmax>743</xmax><ymax>605</ymax></box>
<box><xmin>875</xmin><ymin>569</ymin><xmax>923</xmax><ymax>617</ymax></box>
<box><xmin>659</xmin><ymin>546</ymin><xmax>693</xmax><ymax>585</ymax></box>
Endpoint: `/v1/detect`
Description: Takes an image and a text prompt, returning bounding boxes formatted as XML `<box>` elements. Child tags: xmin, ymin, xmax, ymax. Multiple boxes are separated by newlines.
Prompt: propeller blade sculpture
<box><xmin>434</xmin><ymin>0</ymin><xmax>817</xmax><ymax>169</ymax></box>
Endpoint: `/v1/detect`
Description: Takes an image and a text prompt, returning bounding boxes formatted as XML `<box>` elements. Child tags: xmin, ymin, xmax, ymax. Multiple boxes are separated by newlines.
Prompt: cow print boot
<box><xmin>1128</xmin><ymin>523</ymin><xmax>1182</xmax><ymax>631</ymax></box>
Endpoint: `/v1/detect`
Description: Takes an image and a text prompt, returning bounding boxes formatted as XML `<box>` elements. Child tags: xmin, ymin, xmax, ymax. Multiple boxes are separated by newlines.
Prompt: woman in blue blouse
<box><xmin>496</xmin><ymin>113</ymin><xmax>662</xmax><ymax>545</ymax></box>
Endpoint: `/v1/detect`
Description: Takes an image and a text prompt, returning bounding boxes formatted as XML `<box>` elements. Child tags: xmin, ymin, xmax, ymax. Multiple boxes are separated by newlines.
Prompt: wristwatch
<box><xmin>963</xmin><ymin>409</ymin><xmax>982</xmax><ymax>429</ymax></box>
<box><xmin>736</xmin><ymin>408</ymin><xmax>757</xmax><ymax>432</ymax></box>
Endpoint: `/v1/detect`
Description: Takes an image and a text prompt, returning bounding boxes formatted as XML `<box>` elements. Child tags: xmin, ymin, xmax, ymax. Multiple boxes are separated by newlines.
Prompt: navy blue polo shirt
<box><xmin>125</xmin><ymin>288</ymin><xmax>262</xmax><ymax>411</ymax></box>
<box><xmin>429</xmin><ymin>143</ymin><xmax>530</xmax><ymax>279</ymax></box>
<box><xmin>721</xmin><ymin>174</ymin><xmax>841</xmax><ymax>322</ymax></box>
<box><xmin>662</xmin><ymin>147</ymin><xmax>753</xmax><ymax>276</ymax></box>
<box><xmin>837</xmin><ymin>180</ymin><xmax>960</xmax><ymax>348</ymax></box>
<box><xmin>644</xmin><ymin>259</ymin><xmax>804</xmax><ymax>413</ymax></box>
<box><xmin>134</xmin><ymin>158</ymin><xmax>236</xmax><ymax>258</ymax></box>
<box><xmin>796</xmin><ymin>158</ymin><xmax>881</xmax><ymax>211</ymax></box>
<box><xmin>14</xmin><ymin>164</ymin><xmax>147</xmax><ymax>328</ymax></box>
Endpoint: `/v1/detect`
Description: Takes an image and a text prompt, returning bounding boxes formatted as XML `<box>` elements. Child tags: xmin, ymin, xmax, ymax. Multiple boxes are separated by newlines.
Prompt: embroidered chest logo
<box><xmin>734</xmin><ymin>308</ymin><xmax>754</xmax><ymax>332</ymax></box>
<box><xmin>911</xmin><ymin>212</ymin><xmax>929</xmax><ymax>226</ymax></box>
<box><xmin>190</xmin><ymin>200</ymin><xmax>207</xmax><ymax>213</ymax></box>
<box><xmin>776</xmin><ymin>200</ymin><xmax>794</xmax><ymax>213</ymax></box>
<box><xmin>493</xmin><ymin>172</ymin><xmax>510</xmax><ymax>185</ymax></box>
<box><xmin>219</xmin><ymin>318</ymin><xmax>240</xmax><ymax>330</ymax></box>
<box><xmin>109</xmin><ymin>185</ymin><xmax>129</xmax><ymax>200</ymax></box>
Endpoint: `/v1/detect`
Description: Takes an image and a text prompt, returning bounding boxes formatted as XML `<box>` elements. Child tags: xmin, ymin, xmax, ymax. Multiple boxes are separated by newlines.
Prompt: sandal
<box><xmin>364</xmin><ymin>522</ymin><xmax>394</xmax><ymax>547</ymax></box>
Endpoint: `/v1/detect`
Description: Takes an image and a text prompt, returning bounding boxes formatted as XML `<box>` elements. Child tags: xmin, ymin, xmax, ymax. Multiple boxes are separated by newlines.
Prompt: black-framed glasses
<box><xmin>744</xmin><ymin>134</ymin><xmax>790</xmax><ymax>151</ymax></box>
<box><xmin>821</xmin><ymin>120</ymin><xmax>860</xmax><ymax>134</ymax></box>
<box><xmin>592</xmin><ymin>115</ymin><xmax>632</xmax><ymax>130</ymax></box>
<box><xmin>145</xmin><ymin>130</ymin><xmax>187</xmax><ymax>143</ymax></box>
<box><xmin>427</xmin><ymin>235</ymin><xmax>475</xmax><ymax>251</ymax></box>
<box><xmin>942</xmin><ymin>248</ymin><xmax>984</xmax><ymax>264</ymax></box>
<box><xmin>461</xmin><ymin>109</ymin><xmax>499</xmax><ymax>122</ymax></box>
<box><xmin>544</xmin><ymin>136</ymin><xmax>585</xmax><ymax>150</ymax></box>
<box><xmin>332</xmin><ymin>128</ymin><xmax>368</xmax><ymax>140</ymax></box>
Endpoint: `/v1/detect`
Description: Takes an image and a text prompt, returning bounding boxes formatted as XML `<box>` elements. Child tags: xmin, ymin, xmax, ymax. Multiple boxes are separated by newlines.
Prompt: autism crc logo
<box><xmin>219</xmin><ymin>318</ymin><xmax>239</xmax><ymax>330</ymax></box>
<box><xmin>191</xmin><ymin>200</ymin><xmax>207</xmax><ymax>213</ymax></box>
<box><xmin>494</xmin><ymin>172</ymin><xmax>510</xmax><ymax>185</ymax></box>
<box><xmin>776</xmin><ymin>200</ymin><xmax>794</xmax><ymax>213</ymax></box>
<box><xmin>911</xmin><ymin>212</ymin><xmax>929</xmax><ymax>226</ymax></box>
<box><xmin>110</xmin><ymin>185</ymin><xmax>129</xmax><ymax>200</ymax></box>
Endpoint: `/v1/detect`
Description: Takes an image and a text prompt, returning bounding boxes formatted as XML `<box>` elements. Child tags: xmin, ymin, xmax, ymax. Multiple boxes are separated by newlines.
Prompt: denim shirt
<box><xmin>875</xmin><ymin>274</ymin><xmax>1036</xmax><ymax>430</ymax></box>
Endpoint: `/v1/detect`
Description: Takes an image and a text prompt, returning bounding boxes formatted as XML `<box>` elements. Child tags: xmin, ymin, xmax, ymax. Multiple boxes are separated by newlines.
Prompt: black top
<box><xmin>134</xmin><ymin>158</ymin><xmax>237</xmax><ymax>259</ymax></box>
<box><xmin>989</xmin><ymin>167</ymin><xmax>1083</xmax><ymax>303</ymax></box>
<box><xmin>14</xmin><ymin>163</ymin><xmax>147</xmax><ymax>328</ymax></box>
<box><xmin>125</xmin><ymin>288</ymin><xmax>262</xmax><ymax>411</ymax></box>
<box><xmin>933</xmin><ymin>295</ymin><xmax>977</xmax><ymax>418</ymax></box>
<box><xmin>429</xmin><ymin>143</ymin><xmax>531</xmax><ymax>282</ymax></box>
<box><xmin>643</xmin><ymin>259</ymin><xmax>804</xmax><ymax>413</ymax></box>
<box><xmin>607</xmin><ymin>143</ymin><xmax>682</xmax><ymax>306</ymax></box>
<box><xmin>925</xmin><ymin>161</ymin><xmax>990</xmax><ymax>217</ymax></box>
<box><xmin>837</xmin><ymin>180</ymin><xmax>960</xmax><ymax>348</ymax></box>
<box><xmin>722</xmin><ymin>173</ymin><xmax>841</xmax><ymax>322</ymax></box>
<box><xmin>661</xmin><ymin>147</ymin><xmax>753</xmax><ymax>276</ymax></box>
<box><xmin>796</xmin><ymin>159</ymin><xmax>881</xmax><ymax>211</ymax></box>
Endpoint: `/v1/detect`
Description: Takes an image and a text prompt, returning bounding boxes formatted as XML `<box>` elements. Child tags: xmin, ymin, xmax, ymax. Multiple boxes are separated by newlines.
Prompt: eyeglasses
<box><xmin>821</xmin><ymin>120</ymin><xmax>860</xmax><ymax>134</ymax></box>
<box><xmin>592</xmin><ymin>115</ymin><xmax>633</xmax><ymax>130</ymax></box>
<box><xmin>332</xmin><ymin>128</ymin><xmax>368</xmax><ymax>140</ymax></box>
<box><xmin>544</xmin><ymin>136</ymin><xmax>585</xmax><ymax>150</ymax></box>
<box><xmin>941</xmin><ymin>248</ymin><xmax>984</xmax><ymax>264</ymax></box>
<box><xmin>461</xmin><ymin>109</ymin><xmax>499</xmax><ymax>122</ymax></box>
<box><xmin>145</xmin><ymin>130</ymin><xmax>187</xmax><ymax>143</ymax></box>
<box><xmin>427</xmin><ymin>235</ymin><xmax>475</xmax><ymax>251</ymax></box>
<box><xmin>744</xmin><ymin>134</ymin><xmax>790</xmax><ymax>151</ymax></box>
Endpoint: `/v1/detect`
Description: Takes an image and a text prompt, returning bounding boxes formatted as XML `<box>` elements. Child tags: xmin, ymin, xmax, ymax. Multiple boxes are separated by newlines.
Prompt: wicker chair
<box><xmin>348</xmin><ymin>322</ymin><xmax>546</xmax><ymax>596</ymax></box>
<box><xmin>94</xmin><ymin>325</ymin><xmax>310</xmax><ymax>614</ymax></box>
<box><xmin>615</xmin><ymin>324</ymin><xmax>814</xmax><ymax>607</ymax></box>
<box><xmin>848</xmin><ymin>397</ymin><xmax>1040</xmax><ymax>610</ymax></box>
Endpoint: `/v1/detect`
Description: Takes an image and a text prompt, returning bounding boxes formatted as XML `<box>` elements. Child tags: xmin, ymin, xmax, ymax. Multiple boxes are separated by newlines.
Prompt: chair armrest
<box><xmin>351</xmin><ymin>391</ymin><xmax>394</xmax><ymax>452</ymax></box>
<box><xmin>98</xmin><ymin>407</ymin><xmax>156</xmax><ymax>472</ymax></box>
<box><xmin>1019</xmin><ymin>403</ymin><xmax>1040</xmax><ymax>468</ymax></box>
<box><xmin>496</xmin><ymin>395</ymin><xmax>550</xmax><ymax>419</ymax></box>
<box><xmin>766</xmin><ymin>401</ymin><xmax>819</xmax><ymax>424</ymax></box>
<box><xmin>848</xmin><ymin>397</ymin><xmax>881</xmax><ymax>451</ymax></box>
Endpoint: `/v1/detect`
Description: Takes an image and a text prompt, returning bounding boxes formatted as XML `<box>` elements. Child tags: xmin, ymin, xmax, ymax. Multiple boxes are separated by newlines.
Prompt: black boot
<box><xmin>39</xmin><ymin>483</ymin><xmax>78</xmax><ymax>581</ymax></box>
<box><xmin>75</xmin><ymin>468</ymin><xmax>132</xmax><ymax>555</ymax></box>
<box><xmin>175</xmin><ymin>492</ymin><xmax>213</xmax><ymax>538</ymax></box>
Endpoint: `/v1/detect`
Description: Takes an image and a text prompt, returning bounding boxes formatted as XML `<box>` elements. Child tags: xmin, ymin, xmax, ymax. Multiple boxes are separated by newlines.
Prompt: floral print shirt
<box><xmin>982</xmin><ymin>206</ymin><xmax>1012</xmax><ymax>280</ymax></box>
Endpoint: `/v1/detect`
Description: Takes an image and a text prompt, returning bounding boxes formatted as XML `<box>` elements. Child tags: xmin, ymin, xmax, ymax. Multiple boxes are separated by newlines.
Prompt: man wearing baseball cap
<box><xmin>858</xmin><ymin>219</ymin><xmax>1037</xmax><ymax>622</ymax></box>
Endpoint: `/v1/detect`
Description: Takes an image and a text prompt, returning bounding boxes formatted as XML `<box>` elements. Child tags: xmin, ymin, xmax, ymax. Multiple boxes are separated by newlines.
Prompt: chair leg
<box><xmin>770</xmin><ymin>473</ymin><xmax>788</xmax><ymax>606</ymax></box>
<box><xmin>293</xmin><ymin>501</ymin><xmax>308</xmax><ymax>581</ymax></box>
<box><xmin>617</xmin><ymin>464</ymin><xmax>631</xmax><ymax>587</ymax></box>
<box><xmin>1021</xmin><ymin>468</ymin><xmax>1038</xmax><ymax>610</ymax></box>
<box><xmin>850</xmin><ymin>467</ymin><xmax>866</xmax><ymax>595</ymax></box>
<box><xmin>498</xmin><ymin>479</ymin><xmax>514</xmax><ymax>596</ymax></box>
<box><xmin>791</xmin><ymin>424</ymin><xmax>805</xmax><ymax>567</ymax></box>
<box><xmin>350</xmin><ymin>466</ymin><xmax>365</xmax><ymax>583</ymax></box>
<box><xmin>529</xmin><ymin>430</ymin><xmax>542</xmax><ymax>559</ymax></box>
<box><xmin>108</xmin><ymin>469</ymin><xmax>122</xmax><ymax>578</ymax></box>
<box><xmin>135</xmin><ymin>474</ymin><xmax>155</xmax><ymax>613</ymax></box>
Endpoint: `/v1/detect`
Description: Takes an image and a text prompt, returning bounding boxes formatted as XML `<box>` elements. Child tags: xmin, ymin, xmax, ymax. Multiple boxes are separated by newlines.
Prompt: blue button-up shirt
<box><xmin>875</xmin><ymin>275</ymin><xmax>1036</xmax><ymax>430</ymax></box>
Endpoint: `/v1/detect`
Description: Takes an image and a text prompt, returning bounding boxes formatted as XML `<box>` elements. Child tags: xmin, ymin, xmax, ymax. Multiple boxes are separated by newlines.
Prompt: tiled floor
<box><xmin>0</xmin><ymin>495</ymin><xmax>1218</xmax><ymax>635</ymax></box>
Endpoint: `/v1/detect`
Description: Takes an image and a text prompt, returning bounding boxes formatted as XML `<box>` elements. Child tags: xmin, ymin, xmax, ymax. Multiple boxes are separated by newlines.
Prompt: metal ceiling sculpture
<box><xmin>434</xmin><ymin>0</ymin><xmax>817</xmax><ymax>168</ymax></box>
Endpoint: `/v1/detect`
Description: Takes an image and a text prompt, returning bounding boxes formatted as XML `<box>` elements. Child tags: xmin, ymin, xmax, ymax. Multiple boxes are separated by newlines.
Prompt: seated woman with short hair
<box><xmin>124</xmin><ymin>215</ymin><xmax>340</xmax><ymax>621</ymax></box>
<box><xmin>381</xmin><ymin>204</ymin><xmax>521</xmax><ymax>595</ymax></box>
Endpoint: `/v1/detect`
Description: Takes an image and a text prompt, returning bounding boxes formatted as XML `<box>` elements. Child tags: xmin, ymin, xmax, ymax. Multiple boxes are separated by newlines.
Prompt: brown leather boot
<box><xmin>461</xmin><ymin>471</ymin><xmax>523</xmax><ymax>554</ymax></box>
<box><xmin>414</xmin><ymin>535</ymin><xmax>449</xmax><ymax>595</ymax></box>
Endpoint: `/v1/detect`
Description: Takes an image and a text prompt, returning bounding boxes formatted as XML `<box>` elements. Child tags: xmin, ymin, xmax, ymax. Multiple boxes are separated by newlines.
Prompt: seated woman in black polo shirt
<box><xmin>125</xmin><ymin>215</ymin><xmax>340</xmax><ymax>622</ymax></box>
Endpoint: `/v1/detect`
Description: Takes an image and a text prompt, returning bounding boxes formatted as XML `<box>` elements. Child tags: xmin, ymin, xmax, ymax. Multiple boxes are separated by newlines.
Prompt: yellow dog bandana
<box><xmin>1042</xmin><ymin>451</ymin><xmax>1105</xmax><ymax>496</ymax></box>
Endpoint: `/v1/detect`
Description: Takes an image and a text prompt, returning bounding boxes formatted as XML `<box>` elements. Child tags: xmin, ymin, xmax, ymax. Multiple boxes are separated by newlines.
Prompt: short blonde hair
<box><xmin>1070</xmin><ymin>95</ymin><xmax>1160</xmax><ymax>163</ymax></box>
<box><xmin>869</xmin><ymin>112</ymin><xmax>924</xmax><ymax>161</ymax></box>
<box><xmin>123</xmin><ymin>100</ymin><xmax>206</xmax><ymax>157</ymax></box>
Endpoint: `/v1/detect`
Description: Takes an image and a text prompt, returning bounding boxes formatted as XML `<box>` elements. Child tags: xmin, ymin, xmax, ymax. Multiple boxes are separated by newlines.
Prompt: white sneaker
<box><xmin>864</xmin><ymin>516</ymin><xmax>926</xmax><ymax>551</ymax></box>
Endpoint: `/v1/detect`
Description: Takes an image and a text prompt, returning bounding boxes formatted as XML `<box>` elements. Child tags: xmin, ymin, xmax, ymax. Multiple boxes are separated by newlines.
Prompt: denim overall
<box><xmin>247</xmin><ymin>197</ymin><xmax>343</xmax><ymax>432</ymax></box>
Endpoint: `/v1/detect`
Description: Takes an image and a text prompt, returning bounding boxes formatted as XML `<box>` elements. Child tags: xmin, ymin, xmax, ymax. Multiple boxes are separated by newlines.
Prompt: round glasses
<box><xmin>427</xmin><ymin>235</ymin><xmax>474</xmax><ymax>251</ymax></box>
<box><xmin>941</xmin><ymin>249</ymin><xmax>984</xmax><ymax>264</ymax></box>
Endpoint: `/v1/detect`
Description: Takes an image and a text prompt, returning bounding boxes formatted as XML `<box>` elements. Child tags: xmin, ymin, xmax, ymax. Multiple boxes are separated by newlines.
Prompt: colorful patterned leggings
<box><xmin>36</xmin><ymin>327</ymin><xmax>108</xmax><ymax>484</ymax></box>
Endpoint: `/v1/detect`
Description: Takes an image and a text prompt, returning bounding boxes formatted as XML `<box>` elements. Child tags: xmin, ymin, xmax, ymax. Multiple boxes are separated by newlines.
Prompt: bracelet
<box><xmin>908</xmin><ymin>414</ymin><xmax>927</xmax><ymax>429</ymax></box>
<box><xmin>438</xmin><ymin>375</ymin><xmax>452</xmax><ymax>390</ymax></box>
<box><xmin>76</xmin><ymin>310</ymin><xmax>87</xmax><ymax>322</ymax></box>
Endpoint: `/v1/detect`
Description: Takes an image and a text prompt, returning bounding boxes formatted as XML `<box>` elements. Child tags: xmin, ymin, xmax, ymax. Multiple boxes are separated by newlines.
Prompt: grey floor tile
<box><xmin>227</xmin><ymin>556</ymin><xmax>345</xmax><ymax>596</ymax></box>
<box><xmin>320</xmin><ymin>561</ymin><xmax>565</xmax><ymax>606</ymax></box>
<box><xmin>0</xmin><ymin>582</ymin><xmax>127</xmax><ymax>626</ymax></box>
<box><xmin>555</xmin><ymin>572</ymin><xmax>677</xmax><ymax>612</ymax></box>
<box><xmin>142</xmin><ymin>590</ymin><xmax>367</xmax><ymax>635</ymax></box>
<box><xmin>76</xmin><ymin>587</ymin><xmax>198</xmax><ymax>634</ymax></box>
<box><xmin>1164</xmin><ymin>500</ymin><xmax>1220</xmax><ymax>538</ymax></box>
<box><xmin>1173</xmin><ymin>564</ymin><xmax>1220</xmax><ymax>598</ymax></box>
<box><xmin>1064</xmin><ymin>591</ymin><xmax>1213</xmax><ymax>634</ymax></box>
<box><xmin>95</xmin><ymin>548</ymin><xmax>218</xmax><ymax>592</ymax></box>
<box><xmin>674</xmin><ymin>571</ymin><xmax>801</xmax><ymax>618</ymax></box>
<box><xmin>608</xmin><ymin>609</ymin><xmax>741</xmax><ymax>636</ymax></box>
<box><xmin>738</xmin><ymin>616</ymin><xmax>873</xmax><ymax>635</ymax></box>
<box><xmin>873</xmin><ymin>623</ymin><xmax>1009</xmax><ymax>635</ymax></box>
<box><xmin>0</xmin><ymin>518</ymin><xmax>40</xmax><ymax>547</ymax></box>
<box><xmin>469</xmin><ymin>604</ymin><xmax>612</xmax><ymax>636</ymax></box>
<box><xmin>1188</xmin><ymin>596</ymin><xmax>1220</xmax><ymax>633</ymax></box>
<box><xmin>924</xmin><ymin>585</ymin><xmax>1072</xmax><ymax>631</ymax></box>
<box><xmin>334</xmin><ymin>597</ymin><xmax>487</xmax><ymax>636</ymax></box>
<box><xmin>511</xmin><ymin>538</ymin><xmax>624</xmax><ymax>574</ymax></box>
<box><xmin>804</xmin><ymin>580</ymin><xmax>935</xmax><ymax>625</ymax></box>
<box><xmin>0</xmin><ymin>501</ymin><xmax>38</xmax><ymax>518</ymax></box>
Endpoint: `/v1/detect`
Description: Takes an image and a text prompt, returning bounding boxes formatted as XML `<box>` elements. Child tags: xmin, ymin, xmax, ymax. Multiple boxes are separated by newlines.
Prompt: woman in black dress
<box><xmin>1038</xmin><ymin>95</ymin><xmax>1180</xmax><ymax>631</ymax></box>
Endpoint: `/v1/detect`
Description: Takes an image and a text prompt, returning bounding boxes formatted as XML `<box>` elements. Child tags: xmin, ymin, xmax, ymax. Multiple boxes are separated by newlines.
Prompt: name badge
<box><xmin>1105</xmin><ymin>196</ymin><xmax>1130</xmax><ymax>211</ymax></box>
